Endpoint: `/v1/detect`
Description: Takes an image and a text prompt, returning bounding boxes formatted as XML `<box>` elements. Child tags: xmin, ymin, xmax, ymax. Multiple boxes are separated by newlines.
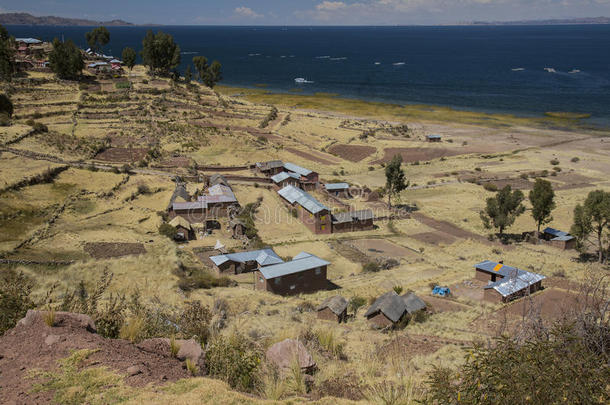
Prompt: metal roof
<box><xmin>16</xmin><ymin>38</ymin><xmax>42</xmax><ymax>44</ymax></box>
<box><xmin>552</xmin><ymin>235</ymin><xmax>574</xmax><ymax>242</ymax></box>
<box><xmin>284</xmin><ymin>162</ymin><xmax>312</xmax><ymax>177</ymax></box>
<box><xmin>210</xmin><ymin>248</ymin><xmax>284</xmax><ymax>267</ymax></box>
<box><xmin>256</xmin><ymin>160</ymin><xmax>284</xmax><ymax>170</ymax></box>
<box><xmin>173</xmin><ymin>201</ymin><xmax>207</xmax><ymax>211</ymax></box>
<box><xmin>277</xmin><ymin>185</ymin><xmax>329</xmax><ymax>214</ymax></box>
<box><xmin>332</xmin><ymin>212</ymin><xmax>353</xmax><ymax>224</ymax></box>
<box><xmin>332</xmin><ymin>209</ymin><xmax>374</xmax><ymax>224</ymax></box>
<box><xmin>325</xmin><ymin>183</ymin><xmax>349</xmax><ymax>190</ymax></box>
<box><xmin>258</xmin><ymin>252</ymin><xmax>329</xmax><ymax>279</ymax></box>
<box><xmin>198</xmin><ymin>184</ymin><xmax>237</xmax><ymax>204</ymax></box>
<box><xmin>475</xmin><ymin>260</ymin><xmax>525</xmax><ymax>279</ymax></box>
<box><xmin>484</xmin><ymin>272</ymin><xmax>546</xmax><ymax>297</ymax></box>
<box><xmin>427</xmin><ymin>134</ymin><xmax>442</xmax><ymax>139</ymax></box>
<box><xmin>271</xmin><ymin>171</ymin><xmax>300</xmax><ymax>183</ymax></box>
<box><xmin>353</xmin><ymin>209</ymin><xmax>374</xmax><ymax>220</ymax></box>
<box><xmin>543</xmin><ymin>227</ymin><xmax>570</xmax><ymax>238</ymax></box>
<box><xmin>317</xmin><ymin>295</ymin><xmax>348</xmax><ymax>315</ymax></box>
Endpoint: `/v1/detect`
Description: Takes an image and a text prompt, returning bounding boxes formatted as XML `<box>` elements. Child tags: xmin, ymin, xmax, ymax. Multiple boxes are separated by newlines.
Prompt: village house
<box><xmin>475</xmin><ymin>260</ymin><xmax>546</xmax><ymax>303</ymax></box>
<box><xmin>541</xmin><ymin>227</ymin><xmax>576</xmax><ymax>250</ymax></box>
<box><xmin>317</xmin><ymin>295</ymin><xmax>348</xmax><ymax>323</ymax></box>
<box><xmin>87</xmin><ymin>62</ymin><xmax>111</xmax><ymax>75</ymax></box>
<box><xmin>229</xmin><ymin>218</ymin><xmax>247</xmax><ymax>238</ymax></box>
<box><xmin>200</xmin><ymin>183</ymin><xmax>239</xmax><ymax>216</ymax></box>
<box><xmin>324</xmin><ymin>183</ymin><xmax>350</xmax><ymax>198</ymax></box>
<box><xmin>169</xmin><ymin>216</ymin><xmax>195</xmax><ymax>241</ymax></box>
<box><xmin>208</xmin><ymin>174</ymin><xmax>230</xmax><ymax>188</ymax></box>
<box><xmin>254</xmin><ymin>252</ymin><xmax>329</xmax><ymax>295</ymax></box>
<box><xmin>284</xmin><ymin>162</ymin><xmax>319</xmax><ymax>190</ymax></box>
<box><xmin>15</xmin><ymin>38</ymin><xmax>42</xmax><ymax>57</ymax></box>
<box><xmin>278</xmin><ymin>185</ymin><xmax>332</xmax><ymax>234</ymax></box>
<box><xmin>331</xmin><ymin>209</ymin><xmax>375</xmax><ymax>233</ymax></box>
<box><xmin>209</xmin><ymin>248</ymin><xmax>284</xmax><ymax>275</ymax></box>
<box><xmin>169</xmin><ymin>181</ymin><xmax>239</xmax><ymax>227</ymax></box>
<box><xmin>365</xmin><ymin>291</ymin><xmax>427</xmax><ymax>329</ymax></box>
<box><xmin>426</xmin><ymin>134</ymin><xmax>442</xmax><ymax>142</ymax></box>
<box><xmin>270</xmin><ymin>171</ymin><xmax>301</xmax><ymax>189</ymax></box>
<box><xmin>255</xmin><ymin>160</ymin><xmax>284</xmax><ymax>176</ymax></box>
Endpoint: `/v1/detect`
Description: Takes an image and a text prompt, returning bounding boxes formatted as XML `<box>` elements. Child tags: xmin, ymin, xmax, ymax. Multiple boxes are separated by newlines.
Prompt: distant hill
<box><xmin>468</xmin><ymin>17</ymin><xmax>610</xmax><ymax>25</ymax></box>
<box><xmin>0</xmin><ymin>12</ymin><xmax>133</xmax><ymax>26</ymax></box>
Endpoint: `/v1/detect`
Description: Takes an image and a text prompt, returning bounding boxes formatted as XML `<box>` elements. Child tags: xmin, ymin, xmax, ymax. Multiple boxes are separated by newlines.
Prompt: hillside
<box><xmin>0</xmin><ymin>67</ymin><xmax>609</xmax><ymax>403</ymax></box>
<box><xmin>467</xmin><ymin>16</ymin><xmax>610</xmax><ymax>25</ymax></box>
<box><xmin>0</xmin><ymin>12</ymin><xmax>132</xmax><ymax>26</ymax></box>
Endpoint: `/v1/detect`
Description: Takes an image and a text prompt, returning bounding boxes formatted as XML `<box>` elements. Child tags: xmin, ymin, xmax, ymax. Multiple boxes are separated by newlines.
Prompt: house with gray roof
<box><xmin>270</xmin><ymin>171</ymin><xmax>301</xmax><ymax>188</ymax></box>
<box><xmin>317</xmin><ymin>295</ymin><xmax>348</xmax><ymax>323</ymax></box>
<box><xmin>332</xmin><ymin>209</ymin><xmax>374</xmax><ymax>233</ymax></box>
<box><xmin>475</xmin><ymin>260</ymin><xmax>546</xmax><ymax>303</ymax></box>
<box><xmin>255</xmin><ymin>160</ymin><xmax>284</xmax><ymax>176</ymax></box>
<box><xmin>365</xmin><ymin>291</ymin><xmax>427</xmax><ymax>329</ymax></box>
<box><xmin>278</xmin><ymin>185</ymin><xmax>332</xmax><ymax>234</ymax></box>
<box><xmin>283</xmin><ymin>162</ymin><xmax>318</xmax><ymax>190</ymax></box>
<box><xmin>209</xmin><ymin>248</ymin><xmax>284</xmax><ymax>274</ymax></box>
<box><xmin>541</xmin><ymin>227</ymin><xmax>576</xmax><ymax>250</ymax></box>
<box><xmin>254</xmin><ymin>252</ymin><xmax>329</xmax><ymax>295</ymax></box>
<box><xmin>324</xmin><ymin>183</ymin><xmax>350</xmax><ymax>197</ymax></box>
<box><xmin>426</xmin><ymin>134</ymin><xmax>442</xmax><ymax>142</ymax></box>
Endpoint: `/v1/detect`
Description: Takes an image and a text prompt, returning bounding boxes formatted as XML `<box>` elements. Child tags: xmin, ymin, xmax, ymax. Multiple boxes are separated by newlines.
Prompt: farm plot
<box><xmin>84</xmin><ymin>242</ymin><xmax>147</xmax><ymax>259</ymax></box>
<box><xmin>328</xmin><ymin>144</ymin><xmax>376</xmax><ymax>162</ymax></box>
<box><xmin>372</xmin><ymin>147</ymin><xmax>463</xmax><ymax>164</ymax></box>
<box><xmin>350</xmin><ymin>238</ymin><xmax>419</xmax><ymax>259</ymax></box>
<box><xmin>95</xmin><ymin>147</ymin><xmax>149</xmax><ymax>163</ymax></box>
<box><xmin>410</xmin><ymin>231</ymin><xmax>456</xmax><ymax>246</ymax></box>
<box><xmin>284</xmin><ymin>147</ymin><xmax>339</xmax><ymax>165</ymax></box>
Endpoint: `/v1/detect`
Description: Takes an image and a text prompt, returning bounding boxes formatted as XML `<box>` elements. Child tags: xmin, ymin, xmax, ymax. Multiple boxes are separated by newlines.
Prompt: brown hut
<box><xmin>169</xmin><ymin>216</ymin><xmax>194</xmax><ymax>241</ymax></box>
<box><xmin>317</xmin><ymin>296</ymin><xmax>348</xmax><ymax>323</ymax></box>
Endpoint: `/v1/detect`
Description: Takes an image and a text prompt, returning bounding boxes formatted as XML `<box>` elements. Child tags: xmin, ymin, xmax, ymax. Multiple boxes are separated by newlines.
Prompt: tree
<box><xmin>121</xmin><ymin>47</ymin><xmax>136</xmax><ymax>71</ymax></box>
<box><xmin>184</xmin><ymin>64</ymin><xmax>192</xmax><ymax>83</ymax></box>
<box><xmin>0</xmin><ymin>24</ymin><xmax>15</xmax><ymax>82</ymax></box>
<box><xmin>48</xmin><ymin>39</ymin><xmax>84</xmax><ymax>80</ymax></box>
<box><xmin>480</xmin><ymin>185</ymin><xmax>525</xmax><ymax>236</ymax></box>
<box><xmin>384</xmin><ymin>154</ymin><xmax>408</xmax><ymax>208</ymax></box>
<box><xmin>0</xmin><ymin>270</ymin><xmax>35</xmax><ymax>335</ymax></box>
<box><xmin>85</xmin><ymin>26</ymin><xmax>110</xmax><ymax>54</ymax></box>
<box><xmin>529</xmin><ymin>178</ymin><xmax>556</xmax><ymax>233</ymax></box>
<box><xmin>571</xmin><ymin>190</ymin><xmax>610</xmax><ymax>263</ymax></box>
<box><xmin>192</xmin><ymin>56</ymin><xmax>208</xmax><ymax>81</ymax></box>
<box><xmin>203</xmin><ymin>60</ymin><xmax>222</xmax><ymax>88</ymax></box>
<box><xmin>0</xmin><ymin>93</ymin><xmax>13</xmax><ymax>117</ymax></box>
<box><xmin>141</xmin><ymin>30</ymin><xmax>180</xmax><ymax>76</ymax></box>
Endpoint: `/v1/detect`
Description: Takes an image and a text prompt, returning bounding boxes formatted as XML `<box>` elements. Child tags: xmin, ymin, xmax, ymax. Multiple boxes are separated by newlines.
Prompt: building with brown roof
<box><xmin>317</xmin><ymin>296</ymin><xmax>348</xmax><ymax>323</ymax></box>
<box><xmin>365</xmin><ymin>291</ymin><xmax>427</xmax><ymax>329</ymax></box>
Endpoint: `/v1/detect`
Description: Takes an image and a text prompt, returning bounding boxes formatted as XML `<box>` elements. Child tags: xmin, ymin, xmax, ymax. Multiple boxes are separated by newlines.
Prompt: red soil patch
<box><xmin>351</xmin><ymin>238</ymin><xmax>418</xmax><ymax>259</ymax></box>
<box><xmin>328</xmin><ymin>144</ymin><xmax>376</xmax><ymax>162</ymax></box>
<box><xmin>410</xmin><ymin>231</ymin><xmax>456</xmax><ymax>246</ymax></box>
<box><xmin>0</xmin><ymin>311</ymin><xmax>188</xmax><ymax>404</ymax></box>
<box><xmin>425</xmin><ymin>296</ymin><xmax>470</xmax><ymax>313</ymax></box>
<box><xmin>285</xmin><ymin>147</ymin><xmax>339</xmax><ymax>165</ymax></box>
<box><xmin>482</xmin><ymin>178</ymin><xmax>533</xmax><ymax>190</ymax></box>
<box><xmin>372</xmin><ymin>147</ymin><xmax>462</xmax><ymax>164</ymax></box>
<box><xmin>95</xmin><ymin>147</ymin><xmax>148</xmax><ymax>163</ymax></box>
<box><xmin>412</xmin><ymin>212</ymin><xmax>491</xmax><ymax>245</ymax></box>
<box><xmin>376</xmin><ymin>334</ymin><xmax>467</xmax><ymax>361</ymax></box>
<box><xmin>84</xmin><ymin>242</ymin><xmax>146</xmax><ymax>259</ymax></box>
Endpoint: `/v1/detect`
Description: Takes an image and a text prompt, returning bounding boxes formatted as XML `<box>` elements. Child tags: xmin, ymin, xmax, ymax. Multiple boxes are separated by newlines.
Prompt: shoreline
<box><xmin>217</xmin><ymin>84</ymin><xmax>610</xmax><ymax>133</ymax></box>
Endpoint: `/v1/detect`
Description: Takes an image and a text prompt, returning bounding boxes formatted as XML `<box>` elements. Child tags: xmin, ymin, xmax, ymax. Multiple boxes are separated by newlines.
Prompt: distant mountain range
<box><xmin>467</xmin><ymin>17</ymin><xmax>610</xmax><ymax>25</ymax></box>
<box><xmin>0</xmin><ymin>13</ymin><xmax>133</xmax><ymax>26</ymax></box>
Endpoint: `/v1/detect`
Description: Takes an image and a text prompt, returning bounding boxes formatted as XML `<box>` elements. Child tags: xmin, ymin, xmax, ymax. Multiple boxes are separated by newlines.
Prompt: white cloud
<box><xmin>317</xmin><ymin>1</ymin><xmax>348</xmax><ymax>11</ymax></box>
<box><xmin>234</xmin><ymin>6</ymin><xmax>263</xmax><ymax>18</ymax></box>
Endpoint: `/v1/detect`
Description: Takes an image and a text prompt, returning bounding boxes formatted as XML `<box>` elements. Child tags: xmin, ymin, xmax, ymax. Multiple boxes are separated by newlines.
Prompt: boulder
<box><xmin>137</xmin><ymin>338</ymin><xmax>205</xmax><ymax>375</ymax></box>
<box><xmin>44</xmin><ymin>334</ymin><xmax>61</xmax><ymax>346</ymax></box>
<box><xmin>17</xmin><ymin>310</ymin><xmax>96</xmax><ymax>333</ymax></box>
<box><xmin>126</xmin><ymin>365</ymin><xmax>142</xmax><ymax>376</ymax></box>
<box><xmin>266</xmin><ymin>338</ymin><xmax>316</xmax><ymax>374</ymax></box>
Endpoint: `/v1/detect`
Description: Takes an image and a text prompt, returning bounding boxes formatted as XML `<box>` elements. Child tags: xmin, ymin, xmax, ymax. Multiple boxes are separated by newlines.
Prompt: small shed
<box><xmin>426</xmin><ymin>134</ymin><xmax>442</xmax><ymax>142</ymax></box>
<box><xmin>317</xmin><ymin>296</ymin><xmax>348</xmax><ymax>323</ymax></box>
<box><xmin>230</xmin><ymin>219</ymin><xmax>247</xmax><ymax>238</ymax></box>
<box><xmin>325</xmin><ymin>183</ymin><xmax>350</xmax><ymax>197</ymax></box>
<box><xmin>169</xmin><ymin>216</ymin><xmax>194</xmax><ymax>241</ymax></box>
<box><xmin>364</xmin><ymin>291</ymin><xmax>426</xmax><ymax>329</ymax></box>
<box><xmin>542</xmin><ymin>227</ymin><xmax>576</xmax><ymax>250</ymax></box>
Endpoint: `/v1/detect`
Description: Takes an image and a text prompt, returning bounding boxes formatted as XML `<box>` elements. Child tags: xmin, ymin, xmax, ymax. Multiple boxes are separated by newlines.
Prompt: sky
<box><xmin>2</xmin><ymin>0</ymin><xmax>610</xmax><ymax>25</ymax></box>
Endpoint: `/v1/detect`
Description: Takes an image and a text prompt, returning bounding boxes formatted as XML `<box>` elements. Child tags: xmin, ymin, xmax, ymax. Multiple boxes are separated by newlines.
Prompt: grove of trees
<box><xmin>85</xmin><ymin>26</ymin><xmax>110</xmax><ymax>54</ymax></box>
<box><xmin>192</xmin><ymin>56</ymin><xmax>223</xmax><ymax>88</ymax></box>
<box><xmin>48</xmin><ymin>38</ymin><xmax>84</xmax><ymax>80</ymax></box>
<box><xmin>141</xmin><ymin>30</ymin><xmax>181</xmax><ymax>76</ymax></box>
<box><xmin>571</xmin><ymin>189</ymin><xmax>610</xmax><ymax>263</ymax></box>
<box><xmin>480</xmin><ymin>185</ymin><xmax>525</xmax><ymax>236</ymax></box>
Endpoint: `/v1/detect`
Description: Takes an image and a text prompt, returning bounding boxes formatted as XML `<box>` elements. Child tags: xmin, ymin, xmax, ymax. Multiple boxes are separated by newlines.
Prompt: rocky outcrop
<box><xmin>17</xmin><ymin>309</ymin><xmax>96</xmax><ymax>333</ymax></box>
<box><xmin>138</xmin><ymin>337</ymin><xmax>205</xmax><ymax>375</ymax></box>
<box><xmin>266</xmin><ymin>338</ymin><xmax>316</xmax><ymax>374</ymax></box>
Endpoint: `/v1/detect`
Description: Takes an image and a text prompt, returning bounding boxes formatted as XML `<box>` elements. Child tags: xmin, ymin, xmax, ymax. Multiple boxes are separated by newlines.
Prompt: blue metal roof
<box><xmin>284</xmin><ymin>162</ymin><xmax>312</xmax><ymax>177</ymax></box>
<box><xmin>258</xmin><ymin>252</ymin><xmax>329</xmax><ymax>279</ymax></box>
<box><xmin>325</xmin><ymin>183</ymin><xmax>349</xmax><ymax>190</ymax></box>
<box><xmin>427</xmin><ymin>134</ymin><xmax>442</xmax><ymax>139</ymax></box>
<box><xmin>277</xmin><ymin>185</ymin><xmax>329</xmax><ymax>214</ymax></box>
<box><xmin>543</xmin><ymin>227</ymin><xmax>569</xmax><ymax>238</ymax></box>
<box><xmin>210</xmin><ymin>248</ymin><xmax>284</xmax><ymax>267</ymax></box>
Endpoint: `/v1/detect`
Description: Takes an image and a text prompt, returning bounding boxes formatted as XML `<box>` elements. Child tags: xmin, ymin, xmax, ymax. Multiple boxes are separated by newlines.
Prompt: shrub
<box><xmin>474</xmin><ymin>167</ymin><xmax>482</xmax><ymax>172</ymax></box>
<box><xmin>137</xmin><ymin>184</ymin><xmax>151</xmax><ymax>194</ymax></box>
<box><xmin>175</xmin><ymin>265</ymin><xmax>234</xmax><ymax>292</ymax></box>
<box><xmin>553</xmin><ymin>166</ymin><xmax>562</xmax><ymax>172</ymax></box>
<box><xmin>349</xmin><ymin>296</ymin><xmax>367</xmax><ymax>314</ymax></box>
<box><xmin>368</xmin><ymin>166</ymin><xmax>375</xmax><ymax>171</ymax></box>
<box><xmin>119</xmin><ymin>316</ymin><xmax>146</xmax><ymax>343</ymax></box>
<box><xmin>316</xmin><ymin>328</ymin><xmax>346</xmax><ymax>359</ymax></box>
<box><xmin>362</xmin><ymin>261</ymin><xmax>381</xmax><ymax>273</ymax></box>
<box><xmin>0</xmin><ymin>93</ymin><xmax>14</xmax><ymax>117</ymax></box>
<box><xmin>177</xmin><ymin>301</ymin><xmax>212</xmax><ymax>344</ymax></box>
<box><xmin>115</xmin><ymin>81</ymin><xmax>131</xmax><ymax>89</ymax></box>
<box><xmin>44</xmin><ymin>308</ymin><xmax>56</xmax><ymax>327</ymax></box>
<box><xmin>0</xmin><ymin>113</ymin><xmax>10</xmax><ymax>126</ymax></box>
<box><xmin>520</xmin><ymin>173</ymin><xmax>528</xmax><ymax>179</ymax></box>
<box><xmin>185</xmin><ymin>358</ymin><xmax>199</xmax><ymax>376</ymax></box>
<box><xmin>571</xmin><ymin>157</ymin><xmax>580</xmax><ymax>163</ymax></box>
<box><xmin>393</xmin><ymin>285</ymin><xmax>404</xmax><ymax>295</ymax></box>
<box><xmin>550</xmin><ymin>158</ymin><xmax>560</xmax><ymax>165</ymax></box>
<box><xmin>158</xmin><ymin>223</ymin><xmax>177</xmax><ymax>239</ymax></box>
<box><xmin>483</xmin><ymin>182</ymin><xmax>498</xmax><ymax>192</ymax></box>
<box><xmin>205</xmin><ymin>332</ymin><xmax>262</xmax><ymax>392</ymax></box>
<box><xmin>0</xmin><ymin>270</ymin><xmax>35</xmax><ymax>335</ymax></box>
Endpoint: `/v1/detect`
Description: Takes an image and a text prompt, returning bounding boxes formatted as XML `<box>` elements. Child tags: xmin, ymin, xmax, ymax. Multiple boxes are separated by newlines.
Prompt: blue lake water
<box><xmin>7</xmin><ymin>25</ymin><xmax>610</xmax><ymax>125</ymax></box>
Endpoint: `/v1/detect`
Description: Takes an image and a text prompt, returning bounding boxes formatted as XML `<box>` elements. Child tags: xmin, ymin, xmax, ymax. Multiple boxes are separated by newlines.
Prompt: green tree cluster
<box><xmin>141</xmin><ymin>30</ymin><xmax>181</xmax><ymax>76</ymax></box>
<box><xmin>0</xmin><ymin>93</ymin><xmax>13</xmax><ymax>117</ymax></box>
<box><xmin>529</xmin><ymin>178</ymin><xmax>556</xmax><ymax>232</ymax></box>
<box><xmin>0</xmin><ymin>24</ymin><xmax>15</xmax><ymax>82</ymax></box>
<box><xmin>121</xmin><ymin>47</ymin><xmax>136</xmax><ymax>71</ymax></box>
<box><xmin>48</xmin><ymin>38</ymin><xmax>84</xmax><ymax>80</ymax></box>
<box><xmin>192</xmin><ymin>56</ymin><xmax>223</xmax><ymax>88</ymax></box>
<box><xmin>85</xmin><ymin>26</ymin><xmax>110</xmax><ymax>54</ymax></box>
<box><xmin>571</xmin><ymin>189</ymin><xmax>610</xmax><ymax>263</ymax></box>
<box><xmin>480</xmin><ymin>185</ymin><xmax>525</xmax><ymax>236</ymax></box>
<box><xmin>384</xmin><ymin>154</ymin><xmax>408</xmax><ymax>208</ymax></box>
<box><xmin>0</xmin><ymin>270</ymin><xmax>35</xmax><ymax>335</ymax></box>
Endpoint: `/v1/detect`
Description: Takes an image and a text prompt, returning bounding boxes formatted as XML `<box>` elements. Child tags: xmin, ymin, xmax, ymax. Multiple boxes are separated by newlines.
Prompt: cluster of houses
<box><xmin>13</xmin><ymin>38</ymin><xmax>50</xmax><ymax>71</ymax></box>
<box><xmin>168</xmin><ymin>175</ymin><xmax>240</xmax><ymax>239</ymax></box>
<box><xmin>256</xmin><ymin>160</ymin><xmax>375</xmax><ymax>235</ymax></box>
<box><xmin>209</xmin><ymin>248</ymin><xmax>329</xmax><ymax>295</ymax></box>
<box><xmin>85</xmin><ymin>49</ymin><xmax>124</xmax><ymax>76</ymax></box>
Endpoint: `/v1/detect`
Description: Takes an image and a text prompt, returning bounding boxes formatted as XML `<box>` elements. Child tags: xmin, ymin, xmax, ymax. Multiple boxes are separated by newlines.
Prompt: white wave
<box><xmin>392</xmin><ymin>62</ymin><xmax>405</xmax><ymax>66</ymax></box>
<box><xmin>330</xmin><ymin>57</ymin><xmax>347</xmax><ymax>61</ymax></box>
<box><xmin>315</xmin><ymin>56</ymin><xmax>331</xmax><ymax>59</ymax></box>
<box><xmin>248</xmin><ymin>53</ymin><xmax>262</xmax><ymax>56</ymax></box>
<box><xmin>544</xmin><ymin>67</ymin><xmax>556</xmax><ymax>73</ymax></box>
<box><xmin>511</xmin><ymin>67</ymin><xmax>525</xmax><ymax>71</ymax></box>
<box><xmin>374</xmin><ymin>62</ymin><xmax>381</xmax><ymax>65</ymax></box>
<box><xmin>569</xmin><ymin>69</ymin><xmax>581</xmax><ymax>74</ymax></box>
<box><xmin>181</xmin><ymin>51</ymin><xmax>198</xmax><ymax>55</ymax></box>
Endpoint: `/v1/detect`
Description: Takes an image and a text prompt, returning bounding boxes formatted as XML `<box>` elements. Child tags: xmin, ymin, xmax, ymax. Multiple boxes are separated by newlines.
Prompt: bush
<box><xmin>115</xmin><ymin>81</ymin><xmax>131</xmax><ymax>89</ymax></box>
<box><xmin>316</xmin><ymin>328</ymin><xmax>346</xmax><ymax>359</ymax></box>
<box><xmin>119</xmin><ymin>316</ymin><xmax>147</xmax><ymax>343</ymax></box>
<box><xmin>483</xmin><ymin>182</ymin><xmax>498</xmax><ymax>192</ymax></box>
<box><xmin>520</xmin><ymin>173</ymin><xmax>528</xmax><ymax>179</ymax></box>
<box><xmin>571</xmin><ymin>157</ymin><xmax>580</xmax><ymax>163</ymax></box>
<box><xmin>550</xmin><ymin>158</ymin><xmax>560</xmax><ymax>165</ymax></box>
<box><xmin>137</xmin><ymin>184</ymin><xmax>151</xmax><ymax>194</ymax></box>
<box><xmin>205</xmin><ymin>332</ymin><xmax>262</xmax><ymax>392</ymax></box>
<box><xmin>0</xmin><ymin>93</ymin><xmax>14</xmax><ymax>117</ymax></box>
<box><xmin>177</xmin><ymin>301</ymin><xmax>212</xmax><ymax>344</ymax></box>
<box><xmin>349</xmin><ymin>296</ymin><xmax>367</xmax><ymax>314</ymax></box>
<box><xmin>0</xmin><ymin>113</ymin><xmax>10</xmax><ymax>126</ymax></box>
<box><xmin>362</xmin><ymin>261</ymin><xmax>381</xmax><ymax>273</ymax></box>
<box><xmin>393</xmin><ymin>285</ymin><xmax>404</xmax><ymax>295</ymax></box>
<box><xmin>159</xmin><ymin>223</ymin><xmax>177</xmax><ymax>239</ymax></box>
<box><xmin>0</xmin><ymin>270</ymin><xmax>35</xmax><ymax>335</ymax></box>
